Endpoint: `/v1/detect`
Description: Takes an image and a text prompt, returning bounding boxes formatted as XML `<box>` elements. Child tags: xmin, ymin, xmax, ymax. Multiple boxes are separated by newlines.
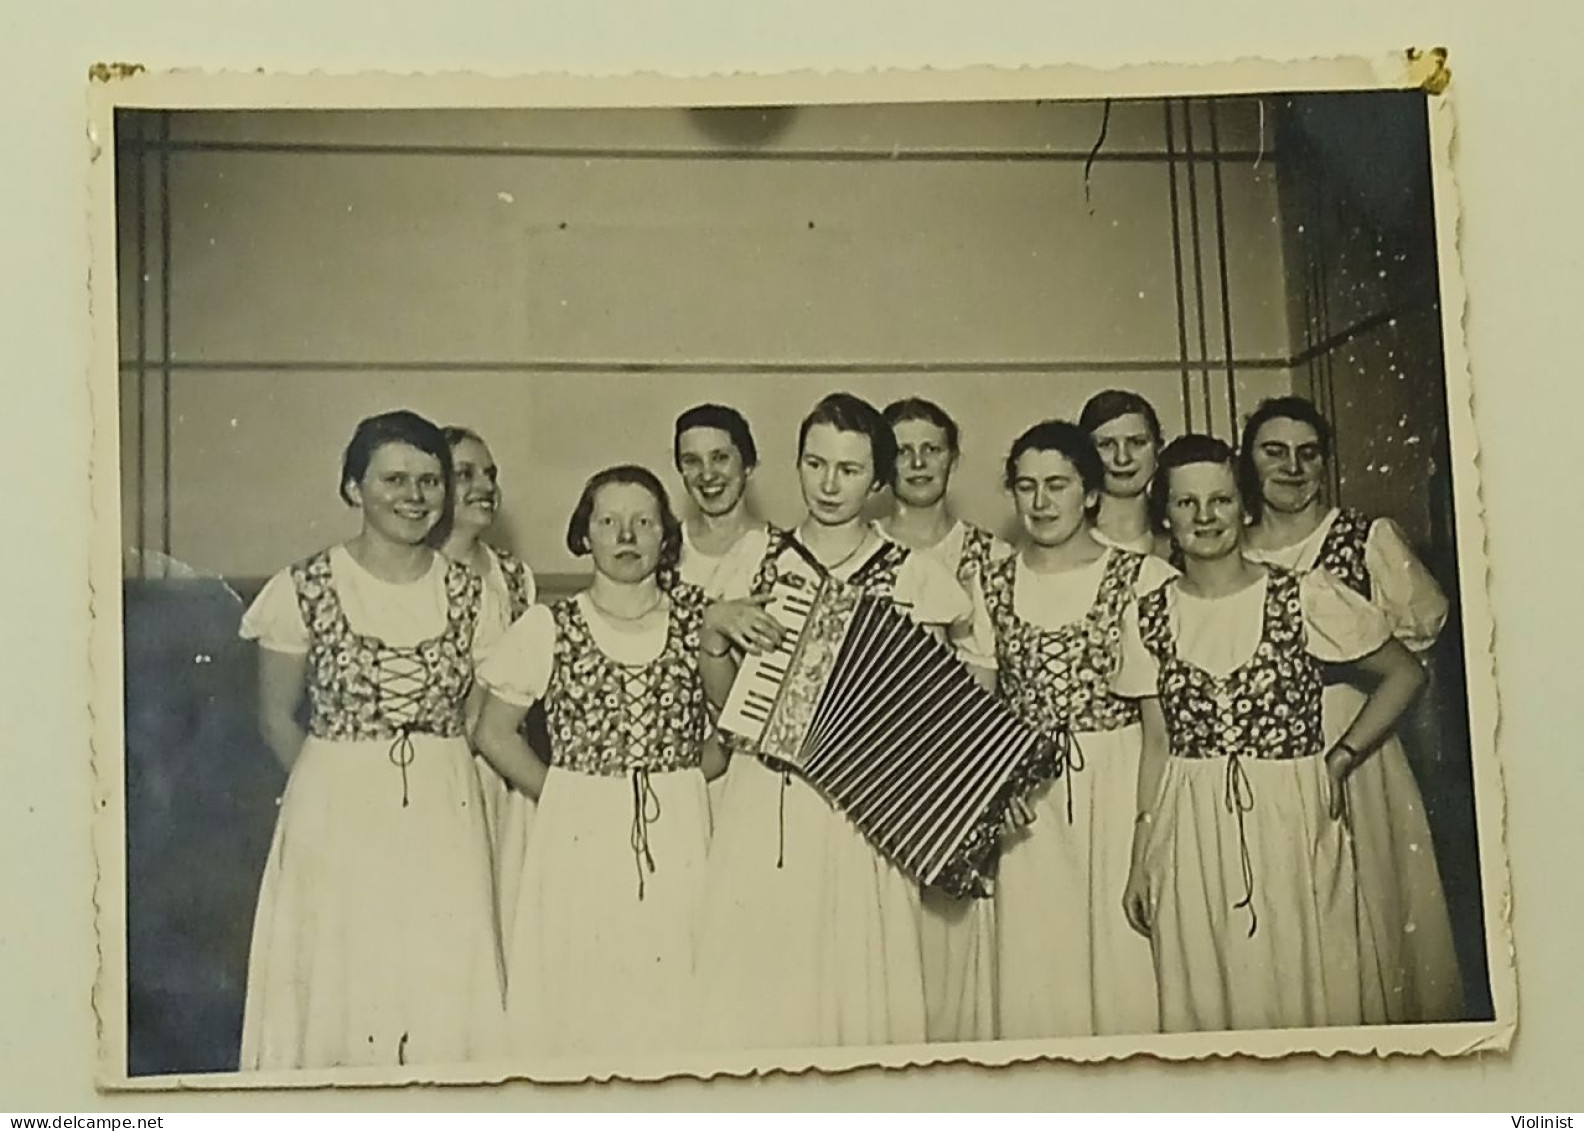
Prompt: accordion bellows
<box><xmin>720</xmin><ymin>566</ymin><xmax>1065</xmax><ymax>899</ymax></box>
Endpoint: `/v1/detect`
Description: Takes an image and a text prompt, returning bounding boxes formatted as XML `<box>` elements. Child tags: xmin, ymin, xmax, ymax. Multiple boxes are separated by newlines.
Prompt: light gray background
<box><xmin>3</xmin><ymin>0</ymin><xmax>1577</xmax><ymax>1111</ymax></box>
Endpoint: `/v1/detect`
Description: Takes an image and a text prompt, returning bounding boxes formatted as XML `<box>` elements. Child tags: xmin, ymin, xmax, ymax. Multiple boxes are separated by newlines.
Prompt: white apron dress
<box><xmin>1115</xmin><ymin>567</ymin><xmax>1392</xmax><ymax>1032</ymax></box>
<box><xmin>877</xmin><ymin>519</ymin><xmax>1012</xmax><ymax>1043</ymax></box>
<box><xmin>1244</xmin><ymin>507</ymin><xmax>1463</xmax><ymax>1023</ymax></box>
<box><xmin>694</xmin><ymin>531</ymin><xmax>974</xmax><ymax>1051</ymax></box>
<box><xmin>682</xmin><ymin>521</ymin><xmax>773</xmax><ymax>819</ymax></box>
<box><xmin>477</xmin><ymin>586</ymin><xmax>713</xmax><ymax>1066</ymax></box>
<box><xmin>468</xmin><ymin>543</ymin><xmax>537</xmax><ymax>957</ymax></box>
<box><xmin>972</xmin><ymin>544</ymin><xmax>1177</xmax><ymax>1039</ymax></box>
<box><xmin>237</xmin><ymin>546</ymin><xmax>506</xmax><ymax>1070</ymax></box>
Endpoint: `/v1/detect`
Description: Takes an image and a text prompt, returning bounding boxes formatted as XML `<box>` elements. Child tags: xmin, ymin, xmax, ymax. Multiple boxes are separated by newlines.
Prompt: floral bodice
<box><xmin>1315</xmin><ymin>507</ymin><xmax>1374</xmax><ymax>600</ymax></box>
<box><xmin>1136</xmin><ymin>567</ymin><xmax>1324</xmax><ymax>763</ymax></box>
<box><xmin>542</xmin><ymin>585</ymin><xmax>710</xmax><ymax>776</ymax></box>
<box><xmin>956</xmin><ymin>523</ymin><xmax>998</xmax><ymax>587</ymax></box>
<box><xmin>495</xmin><ymin>547</ymin><xmax>535</xmax><ymax>620</ymax></box>
<box><xmin>982</xmin><ymin>549</ymin><xmax>1146</xmax><ymax>738</ymax></box>
<box><xmin>290</xmin><ymin>550</ymin><xmax>481</xmax><ymax>742</ymax></box>
<box><xmin>749</xmin><ymin>528</ymin><xmax>909</xmax><ymax>601</ymax></box>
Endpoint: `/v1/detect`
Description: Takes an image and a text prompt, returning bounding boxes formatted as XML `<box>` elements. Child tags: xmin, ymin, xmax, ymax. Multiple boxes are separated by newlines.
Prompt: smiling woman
<box><xmin>968</xmin><ymin>419</ymin><xmax>1175</xmax><ymax>1040</ymax></box>
<box><xmin>235</xmin><ymin>409</ymin><xmax>507</xmax><ymax>1071</ymax></box>
<box><xmin>436</xmin><ymin>425</ymin><xmax>541</xmax><ymax>958</ymax></box>
<box><xmin>1115</xmin><ymin>434</ymin><xmax>1429</xmax><ymax>1033</ymax></box>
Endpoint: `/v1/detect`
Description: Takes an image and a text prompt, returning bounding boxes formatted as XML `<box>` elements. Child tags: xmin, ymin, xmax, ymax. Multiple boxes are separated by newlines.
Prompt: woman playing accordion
<box><xmin>693</xmin><ymin>393</ymin><xmax>987</xmax><ymax>1051</ymax></box>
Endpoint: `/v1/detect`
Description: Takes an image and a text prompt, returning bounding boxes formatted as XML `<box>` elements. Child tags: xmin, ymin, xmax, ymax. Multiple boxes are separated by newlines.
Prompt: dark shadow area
<box><xmin>124</xmin><ymin>579</ymin><xmax>284</xmax><ymax>1076</ymax></box>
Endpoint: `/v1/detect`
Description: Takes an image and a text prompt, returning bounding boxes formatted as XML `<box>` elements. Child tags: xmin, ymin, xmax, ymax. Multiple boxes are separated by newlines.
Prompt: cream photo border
<box><xmin>84</xmin><ymin>48</ymin><xmax>1513</xmax><ymax>1090</ymax></box>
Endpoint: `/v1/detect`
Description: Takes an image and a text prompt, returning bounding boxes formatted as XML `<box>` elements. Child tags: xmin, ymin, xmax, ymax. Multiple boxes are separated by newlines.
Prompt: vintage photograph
<box><xmin>91</xmin><ymin>65</ymin><xmax>1508</xmax><ymax>1087</ymax></box>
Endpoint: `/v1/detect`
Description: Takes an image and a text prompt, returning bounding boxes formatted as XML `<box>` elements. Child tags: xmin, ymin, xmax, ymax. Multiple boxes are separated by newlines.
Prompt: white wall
<box><xmin>119</xmin><ymin>99</ymin><xmax>1294</xmax><ymax>579</ymax></box>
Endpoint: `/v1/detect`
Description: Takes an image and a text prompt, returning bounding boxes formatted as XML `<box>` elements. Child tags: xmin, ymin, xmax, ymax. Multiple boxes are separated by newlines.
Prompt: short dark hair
<box><xmin>882</xmin><ymin>397</ymin><xmax>961</xmax><ymax>456</ymax></box>
<box><xmin>565</xmin><ymin>465</ymin><xmax>683</xmax><ymax>583</ymax></box>
<box><xmin>441</xmin><ymin>425</ymin><xmax>486</xmax><ymax>449</ymax></box>
<box><xmin>673</xmin><ymin>403</ymin><xmax>758</xmax><ymax>470</ymax></box>
<box><xmin>797</xmin><ymin>392</ymin><xmax>896</xmax><ymax>489</ymax></box>
<box><xmin>1237</xmin><ymin>396</ymin><xmax>1333</xmax><ymax>521</ymax></box>
<box><xmin>1002</xmin><ymin>419</ymin><xmax>1106</xmax><ymax>497</ymax></box>
<box><xmin>1150</xmin><ymin>433</ymin><xmax>1238</xmax><ymax>527</ymax></box>
<box><xmin>1079</xmin><ymin>389</ymin><xmax>1165</xmax><ymax>445</ymax></box>
<box><xmin>339</xmin><ymin>410</ymin><xmax>453</xmax><ymax>510</ymax></box>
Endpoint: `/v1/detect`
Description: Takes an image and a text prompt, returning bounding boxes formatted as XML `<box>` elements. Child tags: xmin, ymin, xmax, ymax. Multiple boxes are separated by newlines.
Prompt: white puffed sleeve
<box><xmin>475</xmin><ymin>604</ymin><xmax>558</xmax><ymax>708</ymax></box>
<box><xmin>1300</xmin><ymin>568</ymin><xmax>1393</xmax><ymax>664</ymax></box>
<box><xmin>1134</xmin><ymin>552</ymin><xmax>1180</xmax><ymax>599</ymax></box>
<box><xmin>238</xmin><ymin>568</ymin><xmax>310</xmax><ymax>654</ymax></box>
<box><xmin>1111</xmin><ymin>599</ymin><xmax>1162</xmax><ymax>699</ymax></box>
<box><xmin>894</xmin><ymin>550</ymin><xmax>974</xmax><ymax>629</ymax></box>
<box><xmin>954</xmin><ymin>569</ymin><xmax>999</xmax><ymax>670</ymax></box>
<box><xmin>1364</xmin><ymin>518</ymin><xmax>1449</xmax><ymax>653</ymax></box>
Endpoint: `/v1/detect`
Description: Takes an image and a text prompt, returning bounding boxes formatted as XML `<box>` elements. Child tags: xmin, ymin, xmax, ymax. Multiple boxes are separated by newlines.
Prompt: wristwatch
<box><xmin>1328</xmin><ymin>742</ymin><xmax>1361</xmax><ymax>771</ymax></box>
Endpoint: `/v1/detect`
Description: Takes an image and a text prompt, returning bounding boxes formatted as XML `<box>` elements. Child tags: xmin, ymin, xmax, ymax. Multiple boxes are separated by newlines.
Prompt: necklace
<box><xmin>587</xmin><ymin>590</ymin><xmax>665</xmax><ymax>622</ymax></box>
<box><xmin>807</xmin><ymin>529</ymin><xmax>872</xmax><ymax>572</ymax></box>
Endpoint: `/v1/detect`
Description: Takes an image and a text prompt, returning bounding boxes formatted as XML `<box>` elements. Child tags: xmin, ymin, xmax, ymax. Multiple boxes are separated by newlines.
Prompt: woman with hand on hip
<box><xmin>1117</xmin><ymin>435</ymin><xmax>1425</xmax><ymax>1032</ymax></box>
<box><xmin>1239</xmin><ymin>396</ymin><xmax>1462</xmax><ymax>1023</ymax></box>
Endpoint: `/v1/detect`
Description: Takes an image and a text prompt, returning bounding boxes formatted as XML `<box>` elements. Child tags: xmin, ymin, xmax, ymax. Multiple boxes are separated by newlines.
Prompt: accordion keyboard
<box><xmin>717</xmin><ymin>567</ymin><xmax>820</xmax><ymax>742</ymax></box>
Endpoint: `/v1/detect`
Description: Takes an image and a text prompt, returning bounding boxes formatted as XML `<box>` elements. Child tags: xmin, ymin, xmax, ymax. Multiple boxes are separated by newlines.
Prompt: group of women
<box><xmin>232</xmin><ymin>386</ymin><xmax>1466</xmax><ymax>1073</ymax></box>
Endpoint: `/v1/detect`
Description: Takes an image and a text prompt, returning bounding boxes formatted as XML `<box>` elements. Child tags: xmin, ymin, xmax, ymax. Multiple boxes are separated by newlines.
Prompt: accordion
<box><xmin>717</xmin><ymin>548</ymin><xmax>1062</xmax><ymax>898</ymax></box>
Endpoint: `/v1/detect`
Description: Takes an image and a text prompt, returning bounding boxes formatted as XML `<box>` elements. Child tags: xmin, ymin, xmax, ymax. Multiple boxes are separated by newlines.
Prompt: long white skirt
<box><xmin>240</xmin><ymin>734</ymin><xmax>505</xmax><ymax>1071</ymax></box>
<box><xmin>694</xmin><ymin>754</ymin><xmax>927</xmax><ymax>1051</ymax></box>
<box><xmin>474</xmin><ymin>759</ymin><xmax>535</xmax><ymax>957</ymax></box>
<box><xmin>995</xmin><ymin>725</ymin><xmax>1160</xmax><ymax>1039</ymax></box>
<box><xmin>1143</xmin><ymin>752</ymin><xmax>1384</xmax><ymax>1033</ymax></box>
<box><xmin>505</xmin><ymin>765</ymin><xmax>709</xmax><ymax>1066</ymax></box>
<box><xmin>1327</xmin><ymin>682</ymin><xmax>1464</xmax><ymax>1023</ymax></box>
<box><xmin>918</xmin><ymin>888</ymin><xmax>996</xmax><ymax>1042</ymax></box>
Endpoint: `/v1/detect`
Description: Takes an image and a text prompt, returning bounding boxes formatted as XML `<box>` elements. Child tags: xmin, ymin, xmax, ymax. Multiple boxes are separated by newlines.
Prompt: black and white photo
<box><xmin>88</xmin><ymin>60</ymin><xmax>1510</xmax><ymax>1087</ymax></box>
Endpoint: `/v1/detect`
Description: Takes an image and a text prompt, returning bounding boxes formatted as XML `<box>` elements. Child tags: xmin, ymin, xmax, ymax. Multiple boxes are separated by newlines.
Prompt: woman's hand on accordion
<box><xmin>703</xmin><ymin>595</ymin><xmax>787</xmax><ymax>656</ymax></box>
<box><xmin>1000</xmin><ymin>795</ymin><xmax>1038</xmax><ymax>834</ymax></box>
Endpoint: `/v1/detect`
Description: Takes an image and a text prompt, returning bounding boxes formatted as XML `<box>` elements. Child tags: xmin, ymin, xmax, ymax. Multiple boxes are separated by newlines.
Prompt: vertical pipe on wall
<box><xmin>159</xmin><ymin>112</ymin><xmax>173</xmax><ymax>559</ymax></box>
<box><xmin>133</xmin><ymin>114</ymin><xmax>148</xmax><ymax>580</ymax></box>
<box><xmin>1182</xmin><ymin>101</ymin><xmax>1215</xmax><ymax>436</ymax></box>
<box><xmin>1209</xmin><ymin>101</ymin><xmax>1240</xmax><ymax>439</ymax></box>
<box><xmin>1164</xmin><ymin>100</ymin><xmax>1194</xmax><ymax>431</ymax></box>
<box><xmin>1312</xmin><ymin>164</ymin><xmax>1343</xmax><ymax>507</ymax></box>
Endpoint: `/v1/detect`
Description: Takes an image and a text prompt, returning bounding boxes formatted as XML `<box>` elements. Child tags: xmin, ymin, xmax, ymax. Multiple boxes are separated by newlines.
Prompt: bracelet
<box><xmin>700</xmin><ymin>640</ymin><xmax>733</xmax><ymax>659</ymax></box>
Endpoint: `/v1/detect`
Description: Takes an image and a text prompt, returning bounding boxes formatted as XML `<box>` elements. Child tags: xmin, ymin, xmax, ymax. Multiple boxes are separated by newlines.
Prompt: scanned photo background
<box><xmin>114</xmin><ymin>93</ymin><xmax>1492</xmax><ymax>1077</ymax></box>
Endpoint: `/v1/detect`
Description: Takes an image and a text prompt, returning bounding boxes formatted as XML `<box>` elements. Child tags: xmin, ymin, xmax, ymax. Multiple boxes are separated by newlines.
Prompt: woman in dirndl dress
<box><xmin>693</xmin><ymin>392</ymin><xmax>978</xmax><ymax>1052</ymax></box>
<box><xmin>672</xmin><ymin>403</ymin><xmax>774</xmax><ymax>593</ymax></box>
<box><xmin>473</xmin><ymin>465</ymin><xmax>729</xmax><ymax>1065</ymax></box>
<box><xmin>238</xmin><ymin>410</ymin><xmax>505</xmax><ymax>1071</ymax></box>
<box><xmin>970</xmin><ymin>420</ymin><xmax>1176</xmax><ymax>1039</ymax></box>
<box><xmin>1116</xmin><ymin>435</ymin><xmax>1427</xmax><ymax>1032</ymax></box>
<box><xmin>436</xmin><ymin>425</ymin><xmax>539</xmax><ymax>957</ymax></box>
<box><xmin>1080</xmin><ymin>389</ymin><xmax>1175</xmax><ymax>559</ymax></box>
<box><xmin>875</xmin><ymin>396</ymin><xmax>1013</xmax><ymax>1044</ymax></box>
<box><xmin>1238</xmin><ymin>396</ymin><xmax>1463</xmax><ymax>1023</ymax></box>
